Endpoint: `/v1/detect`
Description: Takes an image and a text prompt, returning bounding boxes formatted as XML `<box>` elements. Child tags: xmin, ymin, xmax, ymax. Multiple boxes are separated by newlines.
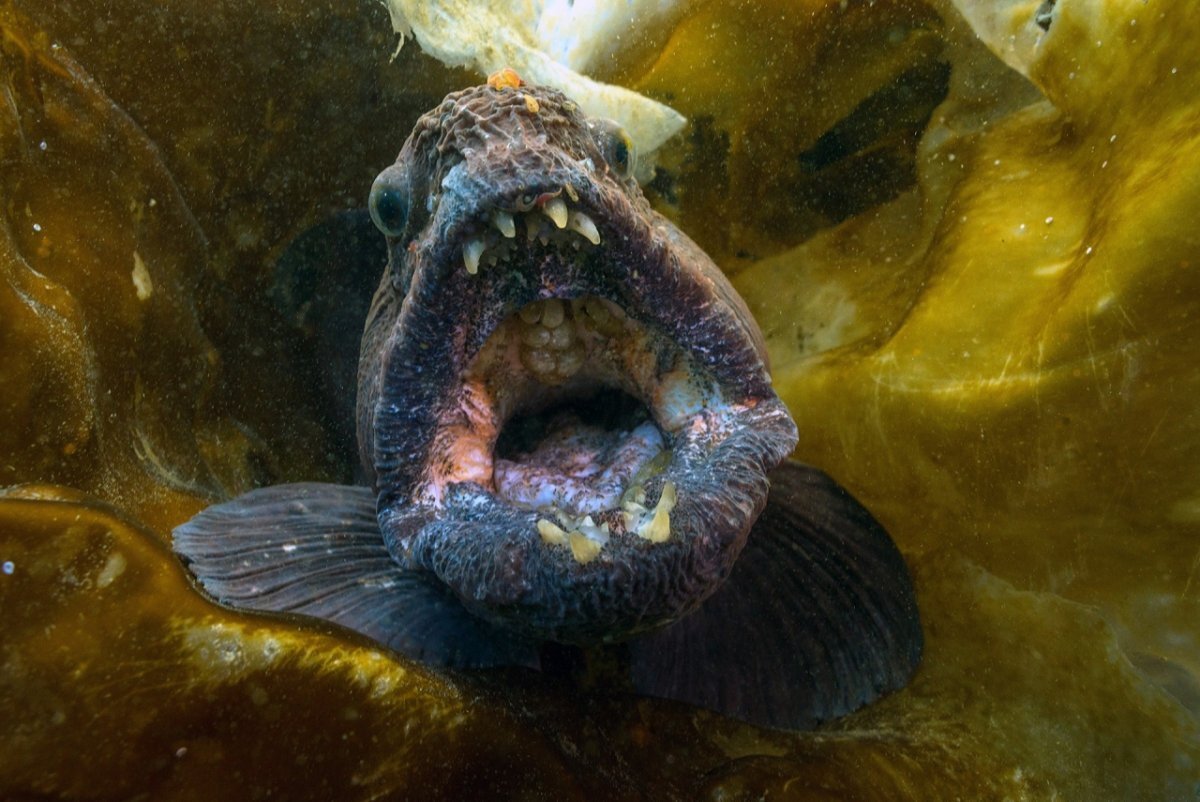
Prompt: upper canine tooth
<box><xmin>492</xmin><ymin>210</ymin><xmax>516</xmax><ymax>238</ymax></box>
<box><xmin>568</xmin><ymin>211</ymin><xmax>600</xmax><ymax>245</ymax></box>
<box><xmin>542</xmin><ymin>197</ymin><xmax>569</xmax><ymax>229</ymax></box>
<box><xmin>463</xmin><ymin>238</ymin><xmax>485</xmax><ymax>275</ymax></box>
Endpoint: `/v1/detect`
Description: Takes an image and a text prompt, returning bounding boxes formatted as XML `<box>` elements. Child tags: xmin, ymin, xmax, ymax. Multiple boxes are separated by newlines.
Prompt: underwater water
<box><xmin>2</xmin><ymin>0</ymin><xmax>1199</xmax><ymax>799</ymax></box>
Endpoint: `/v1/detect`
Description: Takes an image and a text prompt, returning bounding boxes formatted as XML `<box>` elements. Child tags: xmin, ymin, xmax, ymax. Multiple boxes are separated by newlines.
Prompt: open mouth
<box><xmin>366</xmin><ymin>130</ymin><xmax>797</xmax><ymax>642</ymax></box>
<box><xmin>449</xmin><ymin>291</ymin><xmax>707</xmax><ymax>555</ymax></box>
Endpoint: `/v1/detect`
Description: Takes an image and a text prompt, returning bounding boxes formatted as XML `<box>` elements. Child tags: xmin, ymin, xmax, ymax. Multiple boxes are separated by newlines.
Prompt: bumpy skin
<box><xmin>357</xmin><ymin>83</ymin><xmax>798</xmax><ymax>643</ymax></box>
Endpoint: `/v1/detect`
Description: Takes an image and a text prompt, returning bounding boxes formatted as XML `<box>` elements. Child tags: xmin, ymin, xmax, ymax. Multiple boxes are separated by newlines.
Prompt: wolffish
<box><xmin>174</xmin><ymin>75</ymin><xmax>922</xmax><ymax>730</ymax></box>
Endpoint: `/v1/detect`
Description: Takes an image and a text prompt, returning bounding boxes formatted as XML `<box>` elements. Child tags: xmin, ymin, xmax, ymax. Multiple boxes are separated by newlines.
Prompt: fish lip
<box><xmin>397</xmin><ymin>396</ymin><xmax>797</xmax><ymax>642</ymax></box>
<box><xmin>368</xmin><ymin>124</ymin><xmax>797</xmax><ymax>642</ymax></box>
<box><xmin>372</xmin><ymin>161</ymin><xmax>779</xmax><ymax>502</ymax></box>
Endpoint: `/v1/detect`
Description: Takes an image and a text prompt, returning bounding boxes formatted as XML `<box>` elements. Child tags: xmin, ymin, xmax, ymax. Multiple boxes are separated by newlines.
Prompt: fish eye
<box><xmin>589</xmin><ymin>119</ymin><xmax>637</xmax><ymax>181</ymax></box>
<box><xmin>368</xmin><ymin>171</ymin><xmax>409</xmax><ymax>237</ymax></box>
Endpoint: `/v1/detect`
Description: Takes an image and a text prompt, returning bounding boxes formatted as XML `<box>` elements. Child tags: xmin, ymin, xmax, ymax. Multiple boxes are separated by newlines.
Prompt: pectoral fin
<box><xmin>173</xmin><ymin>483</ymin><xmax>539</xmax><ymax>669</ymax></box>
<box><xmin>627</xmin><ymin>462</ymin><xmax>922</xmax><ymax>730</ymax></box>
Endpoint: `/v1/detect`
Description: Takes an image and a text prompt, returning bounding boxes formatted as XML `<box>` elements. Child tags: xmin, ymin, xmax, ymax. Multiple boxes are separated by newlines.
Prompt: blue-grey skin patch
<box><xmin>174</xmin><ymin>78</ymin><xmax>922</xmax><ymax>731</ymax></box>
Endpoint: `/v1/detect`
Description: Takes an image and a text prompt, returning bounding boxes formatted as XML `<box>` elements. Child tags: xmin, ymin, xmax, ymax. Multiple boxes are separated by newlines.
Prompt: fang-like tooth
<box><xmin>463</xmin><ymin>238</ymin><xmax>485</xmax><ymax>275</ymax></box>
<box><xmin>492</xmin><ymin>209</ymin><xmax>516</xmax><ymax>238</ymax></box>
<box><xmin>637</xmin><ymin>481</ymin><xmax>676</xmax><ymax>543</ymax></box>
<box><xmin>543</xmin><ymin>197</ymin><xmax>568</xmax><ymax>229</ymax></box>
<box><xmin>537</xmin><ymin>519</ymin><xmax>568</xmax><ymax>546</ymax></box>
<box><xmin>568</xmin><ymin>211</ymin><xmax>600</xmax><ymax>245</ymax></box>
<box><xmin>568</xmin><ymin>532</ymin><xmax>602</xmax><ymax>564</ymax></box>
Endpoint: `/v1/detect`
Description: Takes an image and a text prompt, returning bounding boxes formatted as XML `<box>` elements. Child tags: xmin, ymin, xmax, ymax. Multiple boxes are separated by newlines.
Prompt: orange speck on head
<box><xmin>487</xmin><ymin>67</ymin><xmax>523</xmax><ymax>90</ymax></box>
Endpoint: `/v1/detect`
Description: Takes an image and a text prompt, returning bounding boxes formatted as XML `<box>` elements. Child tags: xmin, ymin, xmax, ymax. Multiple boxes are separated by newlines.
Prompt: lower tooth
<box><xmin>537</xmin><ymin>520</ymin><xmax>568</xmax><ymax>546</ymax></box>
<box><xmin>568</xmin><ymin>532</ymin><xmax>602</xmax><ymax>564</ymax></box>
<box><xmin>636</xmin><ymin>481</ymin><xmax>676</xmax><ymax>543</ymax></box>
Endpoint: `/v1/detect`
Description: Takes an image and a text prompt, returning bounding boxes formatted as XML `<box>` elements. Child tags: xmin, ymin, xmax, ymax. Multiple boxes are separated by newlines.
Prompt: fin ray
<box><xmin>628</xmin><ymin>462</ymin><xmax>922</xmax><ymax>729</ymax></box>
<box><xmin>174</xmin><ymin>483</ymin><xmax>539</xmax><ymax>669</ymax></box>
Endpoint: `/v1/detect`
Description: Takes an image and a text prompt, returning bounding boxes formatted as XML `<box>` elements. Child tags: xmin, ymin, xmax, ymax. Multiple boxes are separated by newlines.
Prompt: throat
<box><xmin>494</xmin><ymin>389</ymin><xmax>667</xmax><ymax>516</ymax></box>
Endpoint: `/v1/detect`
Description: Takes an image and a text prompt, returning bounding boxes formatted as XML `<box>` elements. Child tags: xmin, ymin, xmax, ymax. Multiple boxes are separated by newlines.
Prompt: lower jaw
<box><xmin>388</xmin><ymin>395</ymin><xmax>798</xmax><ymax>644</ymax></box>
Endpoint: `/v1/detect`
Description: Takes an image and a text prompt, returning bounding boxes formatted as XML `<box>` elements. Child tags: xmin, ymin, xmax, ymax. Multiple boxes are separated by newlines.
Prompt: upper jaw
<box><xmin>368</xmin><ymin>159</ymin><xmax>799</xmax><ymax>641</ymax></box>
<box><xmin>372</xmin><ymin>160</ymin><xmax>778</xmax><ymax>499</ymax></box>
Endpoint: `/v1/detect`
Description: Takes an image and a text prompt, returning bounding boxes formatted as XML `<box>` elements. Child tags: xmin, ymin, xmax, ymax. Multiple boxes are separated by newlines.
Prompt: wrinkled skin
<box><xmin>357</xmin><ymin>81</ymin><xmax>798</xmax><ymax>642</ymax></box>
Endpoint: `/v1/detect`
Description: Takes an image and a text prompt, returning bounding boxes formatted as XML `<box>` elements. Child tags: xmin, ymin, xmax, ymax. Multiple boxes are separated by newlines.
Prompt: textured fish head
<box><xmin>358</xmin><ymin>78</ymin><xmax>798</xmax><ymax>643</ymax></box>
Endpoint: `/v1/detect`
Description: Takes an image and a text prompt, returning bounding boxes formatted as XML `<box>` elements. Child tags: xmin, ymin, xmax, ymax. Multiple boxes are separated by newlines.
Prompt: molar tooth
<box><xmin>463</xmin><ymin>238</ymin><xmax>485</xmax><ymax>275</ymax></box>
<box><xmin>583</xmin><ymin>297</ymin><xmax>610</xmax><ymax>325</ymax></box>
<box><xmin>541</xmin><ymin>299</ymin><xmax>565</xmax><ymax>328</ymax></box>
<box><xmin>522</xmin><ymin>326</ymin><xmax>551</xmax><ymax>347</ymax></box>
<box><xmin>519</xmin><ymin>301</ymin><xmax>543</xmax><ymax>325</ymax></box>
<box><xmin>548</xmin><ymin>324</ymin><xmax>574</xmax><ymax>349</ymax></box>
<box><xmin>492</xmin><ymin>210</ymin><xmax>516</xmax><ymax>238</ymax></box>
<box><xmin>568</xmin><ymin>211</ymin><xmax>601</xmax><ymax>245</ymax></box>
<box><xmin>542</xmin><ymin>197</ymin><xmax>569</xmax><ymax>229</ymax></box>
<box><xmin>555</xmin><ymin>345</ymin><xmax>584</xmax><ymax>378</ymax></box>
<box><xmin>522</xmin><ymin>347</ymin><xmax>556</xmax><ymax>376</ymax></box>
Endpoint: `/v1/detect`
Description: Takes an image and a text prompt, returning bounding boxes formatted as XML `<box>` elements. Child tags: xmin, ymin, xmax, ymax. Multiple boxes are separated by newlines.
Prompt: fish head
<box><xmin>358</xmin><ymin>79</ymin><xmax>798</xmax><ymax>643</ymax></box>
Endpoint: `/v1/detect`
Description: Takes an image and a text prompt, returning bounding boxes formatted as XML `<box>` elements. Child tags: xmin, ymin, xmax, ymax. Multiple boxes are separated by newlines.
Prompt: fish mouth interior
<box><xmin>494</xmin><ymin>385</ymin><xmax>663</xmax><ymax>515</ymax></box>
<box><xmin>385</xmin><ymin>173</ymin><xmax>794</xmax><ymax>591</ymax></box>
<box><xmin>424</xmin><ymin>290</ymin><xmax>723</xmax><ymax>545</ymax></box>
